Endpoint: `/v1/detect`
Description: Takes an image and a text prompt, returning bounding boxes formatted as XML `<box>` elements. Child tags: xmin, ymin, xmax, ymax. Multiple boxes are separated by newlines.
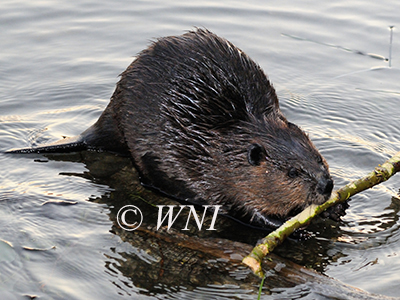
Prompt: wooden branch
<box><xmin>243</xmin><ymin>151</ymin><xmax>400</xmax><ymax>277</ymax></box>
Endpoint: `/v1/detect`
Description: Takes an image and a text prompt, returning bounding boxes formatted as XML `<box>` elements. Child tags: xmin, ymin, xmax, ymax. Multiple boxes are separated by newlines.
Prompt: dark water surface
<box><xmin>1</xmin><ymin>0</ymin><xmax>400</xmax><ymax>299</ymax></box>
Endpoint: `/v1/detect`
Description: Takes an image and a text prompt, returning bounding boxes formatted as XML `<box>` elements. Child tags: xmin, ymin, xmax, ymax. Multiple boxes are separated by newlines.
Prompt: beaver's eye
<box><xmin>247</xmin><ymin>143</ymin><xmax>266</xmax><ymax>166</ymax></box>
<box><xmin>288</xmin><ymin>167</ymin><xmax>299</xmax><ymax>178</ymax></box>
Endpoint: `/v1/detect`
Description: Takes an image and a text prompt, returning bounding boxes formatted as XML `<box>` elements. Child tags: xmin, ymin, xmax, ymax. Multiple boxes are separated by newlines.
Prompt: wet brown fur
<box><xmin>9</xmin><ymin>29</ymin><xmax>336</xmax><ymax>228</ymax></box>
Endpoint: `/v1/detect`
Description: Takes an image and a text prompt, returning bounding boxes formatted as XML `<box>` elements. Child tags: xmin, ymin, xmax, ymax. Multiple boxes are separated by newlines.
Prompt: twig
<box><xmin>243</xmin><ymin>151</ymin><xmax>400</xmax><ymax>277</ymax></box>
<box><xmin>389</xmin><ymin>26</ymin><xmax>394</xmax><ymax>67</ymax></box>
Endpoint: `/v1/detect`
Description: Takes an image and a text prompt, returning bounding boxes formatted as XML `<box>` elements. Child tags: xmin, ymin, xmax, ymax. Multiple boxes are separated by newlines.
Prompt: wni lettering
<box><xmin>156</xmin><ymin>205</ymin><xmax>221</xmax><ymax>231</ymax></box>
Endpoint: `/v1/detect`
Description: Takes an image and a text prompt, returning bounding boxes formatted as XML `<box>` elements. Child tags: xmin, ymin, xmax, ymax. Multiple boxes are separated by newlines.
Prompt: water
<box><xmin>1</xmin><ymin>0</ymin><xmax>400</xmax><ymax>299</ymax></box>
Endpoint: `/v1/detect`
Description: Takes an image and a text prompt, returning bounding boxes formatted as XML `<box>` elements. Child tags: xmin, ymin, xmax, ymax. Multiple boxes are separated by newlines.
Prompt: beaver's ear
<box><xmin>247</xmin><ymin>143</ymin><xmax>266</xmax><ymax>166</ymax></box>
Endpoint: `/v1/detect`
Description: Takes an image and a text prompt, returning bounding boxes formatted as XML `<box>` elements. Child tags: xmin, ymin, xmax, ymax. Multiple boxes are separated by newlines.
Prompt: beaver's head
<box><xmin>154</xmin><ymin>29</ymin><xmax>333</xmax><ymax>228</ymax></box>
<box><xmin>230</xmin><ymin>111</ymin><xmax>333</xmax><ymax>228</ymax></box>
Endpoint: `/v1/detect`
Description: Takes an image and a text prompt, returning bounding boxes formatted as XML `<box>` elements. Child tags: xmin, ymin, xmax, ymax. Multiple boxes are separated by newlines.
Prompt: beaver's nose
<box><xmin>317</xmin><ymin>176</ymin><xmax>334</xmax><ymax>196</ymax></box>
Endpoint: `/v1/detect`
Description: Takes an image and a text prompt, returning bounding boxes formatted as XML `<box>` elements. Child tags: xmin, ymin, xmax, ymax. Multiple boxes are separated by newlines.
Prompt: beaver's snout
<box><xmin>317</xmin><ymin>176</ymin><xmax>334</xmax><ymax>198</ymax></box>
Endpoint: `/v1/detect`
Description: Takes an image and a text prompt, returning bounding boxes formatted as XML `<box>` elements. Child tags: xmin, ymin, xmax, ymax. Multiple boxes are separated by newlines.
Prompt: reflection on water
<box><xmin>1</xmin><ymin>0</ymin><xmax>400</xmax><ymax>299</ymax></box>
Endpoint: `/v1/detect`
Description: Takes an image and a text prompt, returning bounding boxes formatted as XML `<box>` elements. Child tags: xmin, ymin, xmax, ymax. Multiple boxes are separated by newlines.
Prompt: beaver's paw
<box><xmin>320</xmin><ymin>201</ymin><xmax>349</xmax><ymax>222</ymax></box>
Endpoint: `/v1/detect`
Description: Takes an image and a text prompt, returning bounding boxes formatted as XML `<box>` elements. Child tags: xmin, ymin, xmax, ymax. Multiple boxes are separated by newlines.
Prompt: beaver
<box><xmin>9</xmin><ymin>29</ymin><xmax>341</xmax><ymax>228</ymax></box>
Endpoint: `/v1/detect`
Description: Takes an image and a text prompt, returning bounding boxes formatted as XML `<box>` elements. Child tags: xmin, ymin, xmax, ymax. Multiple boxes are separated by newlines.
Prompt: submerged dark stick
<box><xmin>243</xmin><ymin>151</ymin><xmax>400</xmax><ymax>277</ymax></box>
